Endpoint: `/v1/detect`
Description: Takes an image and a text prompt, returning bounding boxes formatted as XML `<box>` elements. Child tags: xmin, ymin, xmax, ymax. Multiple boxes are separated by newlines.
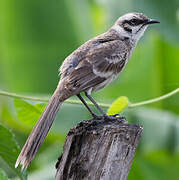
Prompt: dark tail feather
<box><xmin>15</xmin><ymin>88</ymin><xmax>64</xmax><ymax>170</ymax></box>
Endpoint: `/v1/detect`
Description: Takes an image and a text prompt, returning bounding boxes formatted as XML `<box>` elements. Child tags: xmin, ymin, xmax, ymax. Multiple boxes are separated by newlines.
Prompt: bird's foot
<box><xmin>103</xmin><ymin>114</ymin><xmax>126</xmax><ymax>122</ymax></box>
<box><xmin>92</xmin><ymin>113</ymin><xmax>126</xmax><ymax>123</ymax></box>
<box><xmin>111</xmin><ymin>114</ymin><xmax>126</xmax><ymax>119</ymax></box>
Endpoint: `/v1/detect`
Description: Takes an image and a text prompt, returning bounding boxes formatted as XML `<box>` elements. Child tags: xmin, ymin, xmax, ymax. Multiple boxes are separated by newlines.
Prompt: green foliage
<box><xmin>1</xmin><ymin>104</ymin><xmax>30</xmax><ymax>133</ymax></box>
<box><xmin>13</xmin><ymin>98</ymin><xmax>66</xmax><ymax>145</ymax></box>
<box><xmin>0</xmin><ymin>169</ymin><xmax>8</xmax><ymax>180</ymax></box>
<box><xmin>0</xmin><ymin>125</ymin><xmax>27</xmax><ymax>180</ymax></box>
<box><xmin>14</xmin><ymin>98</ymin><xmax>46</xmax><ymax>127</ymax></box>
<box><xmin>128</xmin><ymin>151</ymin><xmax>179</xmax><ymax>180</ymax></box>
<box><xmin>127</xmin><ymin>108</ymin><xmax>179</xmax><ymax>180</ymax></box>
<box><xmin>107</xmin><ymin>96</ymin><xmax>129</xmax><ymax>115</ymax></box>
<box><xmin>130</xmin><ymin>108</ymin><xmax>179</xmax><ymax>152</ymax></box>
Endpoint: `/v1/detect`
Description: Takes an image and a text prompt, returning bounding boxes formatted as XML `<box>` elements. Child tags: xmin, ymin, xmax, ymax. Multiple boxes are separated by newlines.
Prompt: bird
<box><xmin>15</xmin><ymin>12</ymin><xmax>159</xmax><ymax>170</ymax></box>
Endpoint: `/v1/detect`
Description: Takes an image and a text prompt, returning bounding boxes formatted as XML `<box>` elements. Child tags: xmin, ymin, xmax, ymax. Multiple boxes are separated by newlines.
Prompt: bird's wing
<box><xmin>60</xmin><ymin>30</ymin><xmax>129</xmax><ymax>78</ymax></box>
<box><xmin>85</xmin><ymin>38</ymin><xmax>129</xmax><ymax>75</ymax></box>
<box><xmin>64</xmin><ymin>60</ymin><xmax>106</xmax><ymax>94</ymax></box>
<box><xmin>60</xmin><ymin>32</ymin><xmax>130</xmax><ymax>93</ymax></box>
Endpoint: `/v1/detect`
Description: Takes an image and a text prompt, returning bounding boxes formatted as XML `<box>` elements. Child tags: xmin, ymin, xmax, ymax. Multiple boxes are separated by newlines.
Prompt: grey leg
<box><xmin>80</xmin><ymin>93</ymin><xmax>125</xmax><ymax>122</ymax></box>
<box><xmin>85</xmin><ymin>92</ymin><xmax>107</xmax><ymax>117</ymax></box>
<box><xmin>77</xmin><ymin>94</ymin><xmax>98</xmax><ymax>118</ymax></box>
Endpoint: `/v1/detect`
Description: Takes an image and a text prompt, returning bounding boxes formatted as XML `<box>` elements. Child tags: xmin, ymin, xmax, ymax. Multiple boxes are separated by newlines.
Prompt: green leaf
<box><xmin>1</xmin><ymin>105</ymin><xmax>29</xmax><ymax>132</ymax></box>
<box><xmin>14</xmin><ymin>98</ymin><xmax>66</xmax><ymax>143</ymax></box>
<box><xmin>107</xmin><ymin>96</ymin><xmax>129</xmax><ymax>115</ymax></box>
<box><xmin>128</xmin><ymin>151</ymin><xmax>179</xmax><ymax>180</ymax></box>
<box><xmin>0</xmin><ymin>169</ymin><xmax>8</xmax><ymax>180</ymax></box>
<box><xmin>0</xmin><ymin>124</ymin><xmax>27</xmax><ymax>180</ymax></box>
<box><xmin>130</xmin><ymin>107</ymin><xmax>179</xmax><ymax>152</ymax></box>
<box><xmin>14</xmin><ymin>98</ymin><xmax>46</xmax><ymax>126</ymax></box>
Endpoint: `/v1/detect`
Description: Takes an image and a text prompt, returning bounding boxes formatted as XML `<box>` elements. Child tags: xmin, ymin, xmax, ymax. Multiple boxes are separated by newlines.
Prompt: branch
<box><xmin>128</xmin><ymin>88</ymin><xmax>179</xmax><ymax>108</ymax></box>
<box><xmin>0</xmin><ymin>90</ymin><xmax>109</xmax><ymax>108</ymax></box>
<box><xmin>0</xmin><ymin>88</ymin><xmax>178</xmax><ymax>109</ymax></box>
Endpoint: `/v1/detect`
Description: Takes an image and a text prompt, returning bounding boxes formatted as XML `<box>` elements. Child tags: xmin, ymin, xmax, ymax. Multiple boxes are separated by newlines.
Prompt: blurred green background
<box><xmin>0</xmin><ymin>0</ymin><xmax>179</xmax><ymax>179</ymax></box>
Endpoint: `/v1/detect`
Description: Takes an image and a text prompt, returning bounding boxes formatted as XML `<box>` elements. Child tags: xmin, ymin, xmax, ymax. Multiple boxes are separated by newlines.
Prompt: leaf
<box><xmin>14</xmin><ymin>98</ymin><xmax>46</xmax><ymax>126</ymax></box>
<box><xmin>14</xmin><ymin>98</ymin><xmax>67</xmax><ymax>142</ymax></box>
<box><xmin>0</xmin><ymin>124</ymin><xmax>27</xmax><ymax>180</ymax></box>
<box><xmin>128</xmin><ymin>151</ymin><xmax>179</xmax><ymax>180</ymax></box>
<box><xmin>1</xmin><ymin>105</ymin><xmax>29</xmax><ymax>132</ymax></box>
<box><xmin>0</xmin><ymin>169</ymin><xmax>8</xmax><ymax>180</ymax></box>
<box><xmin>107</xmin><ymin>96</ymin><xmax>129</xmax><ymax>115</ymax></box>
<box><xmin>130</xmin><ymin>107</ymin><xmax>179</xmax><ymax>152</ymax></box>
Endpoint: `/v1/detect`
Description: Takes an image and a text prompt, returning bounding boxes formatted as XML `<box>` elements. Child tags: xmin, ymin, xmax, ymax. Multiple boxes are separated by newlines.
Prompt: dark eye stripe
<box><xmin>124</xmin><ymin>19</ymin><xmax>145</xmax><ymax>26</ymax></box>
<box><xmin>131</xmin><ymin>19</ymin><xmax>142</xmax><ymax>25</ymax></box>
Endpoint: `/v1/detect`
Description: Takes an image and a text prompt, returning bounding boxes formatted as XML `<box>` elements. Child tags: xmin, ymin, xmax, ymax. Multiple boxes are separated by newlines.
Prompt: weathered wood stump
<box><xmin>55</xmin><ymin>117</ymin><xmax>143</xmax><ymax>180</ymax></box>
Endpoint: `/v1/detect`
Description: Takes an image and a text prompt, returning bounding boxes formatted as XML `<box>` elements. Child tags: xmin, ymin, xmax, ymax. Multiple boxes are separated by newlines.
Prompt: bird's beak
<box><xmin>145</xmin><ymin>19</ymin><xmax>160</xmax><ymax>25</ymax></box>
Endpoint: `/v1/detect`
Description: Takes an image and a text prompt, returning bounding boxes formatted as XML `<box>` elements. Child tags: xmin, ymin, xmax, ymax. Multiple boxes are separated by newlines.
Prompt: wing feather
<box><xmin>64</xmin><ymin>61</ymin><xmax>106</xmax><ymax>93</ymax></box>
<box><xmin>60</xmin><ymin>30</ymin><xmax>131</xmax><ymax>93</ymax></box>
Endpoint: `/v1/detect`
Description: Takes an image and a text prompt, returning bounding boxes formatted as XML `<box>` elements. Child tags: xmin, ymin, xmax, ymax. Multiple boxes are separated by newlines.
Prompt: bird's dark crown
<box><xmin>118</xmin><ymin>12</ymin><xmax>148</xmax><ymax>27</ymax></box>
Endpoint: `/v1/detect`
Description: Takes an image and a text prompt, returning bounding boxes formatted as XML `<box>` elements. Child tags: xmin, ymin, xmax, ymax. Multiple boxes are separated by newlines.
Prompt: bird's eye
<box><xmin>129</xmin><ymin>19</ymin><xmax>143</xmax><ymax>26</ymax></box>
<box><xmin>131</xmin><ymin>19</ymin><xmax>138</xmax><ymax>24</ymax></box>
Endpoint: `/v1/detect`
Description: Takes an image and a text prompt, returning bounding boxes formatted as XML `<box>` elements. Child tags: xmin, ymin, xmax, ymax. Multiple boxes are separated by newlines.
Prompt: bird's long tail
<box><xmin>15</xmin><ymin>86</ymin><xmax>65</xmax><ymax>170</ymax></box>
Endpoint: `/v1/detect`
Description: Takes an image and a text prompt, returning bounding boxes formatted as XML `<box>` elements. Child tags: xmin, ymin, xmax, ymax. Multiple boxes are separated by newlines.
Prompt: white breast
<box><xmin>92</xmin><ymin>74</ymin><xmax>117</xmax><ymax>92</ymax></box>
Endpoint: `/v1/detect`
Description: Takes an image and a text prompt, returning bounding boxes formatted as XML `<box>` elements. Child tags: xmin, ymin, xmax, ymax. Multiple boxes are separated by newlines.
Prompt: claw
<box><xmin>103</xmin><ymin>114</ymin><xmax>126</xmax><ymax>122</ymax></box>
<box><xmin>112</xmin><ymin>114</ymin><xmax>120</xmax><ymax>117</ymax></box>
<box><xmin>92</xmin><ymin>113</ymin><xmax>126</xmax><ymax>122</ymax></box>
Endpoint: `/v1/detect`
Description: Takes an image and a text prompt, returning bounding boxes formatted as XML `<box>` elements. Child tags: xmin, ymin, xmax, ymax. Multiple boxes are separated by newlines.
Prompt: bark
<box><xmin>55</xmin><ymin>117</ymin><xmax>143</xmax><ymax>180</ymax></box>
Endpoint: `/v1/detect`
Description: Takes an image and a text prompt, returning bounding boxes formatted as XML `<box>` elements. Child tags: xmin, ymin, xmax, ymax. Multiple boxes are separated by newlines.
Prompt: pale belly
<box><xmin>92</xmin><ymin>74</ymin><xmax>118</xmax><ymax>92</ymax></box>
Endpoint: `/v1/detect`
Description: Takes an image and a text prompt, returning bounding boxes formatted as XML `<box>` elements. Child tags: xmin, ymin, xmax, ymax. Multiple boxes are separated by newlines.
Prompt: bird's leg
<box><xmin>77</xmin><ymin>94</ymin><xmax>99</xmax><ymax>119</ymax></box>
<box><xmin>84</xmin><ymin>92</ymin><xmax>107</xmax><ymax>118</ymax></box>
<box><xmin>85</xmin><ymin>92</ymin><xmax>125</xmax><ymax>121</ymax></box>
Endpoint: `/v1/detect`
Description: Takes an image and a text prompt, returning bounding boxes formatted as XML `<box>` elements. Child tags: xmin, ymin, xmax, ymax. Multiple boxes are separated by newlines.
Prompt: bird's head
<box><xmin>112</xmin><ymin>12</ymin><xmax>159</xmax><ymax>42</ymax></box>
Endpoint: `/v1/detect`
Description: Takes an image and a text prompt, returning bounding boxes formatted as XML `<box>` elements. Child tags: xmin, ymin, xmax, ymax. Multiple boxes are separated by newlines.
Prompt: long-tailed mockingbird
<box><xmin>15</xmin><ymin>12</ymin><xmax>159</xmax><ymax>170</ymax></box>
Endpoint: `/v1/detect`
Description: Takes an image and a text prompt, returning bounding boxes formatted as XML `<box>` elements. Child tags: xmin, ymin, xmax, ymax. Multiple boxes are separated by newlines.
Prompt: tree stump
<box><xmin>55</xmin><ymin>117</ymin><xmax>143</xmax><ymax>180</ymax></box>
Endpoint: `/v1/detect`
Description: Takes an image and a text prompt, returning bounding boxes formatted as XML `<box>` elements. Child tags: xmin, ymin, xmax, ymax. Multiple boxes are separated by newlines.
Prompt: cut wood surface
<box><xmin>55</xmin><ymin>117</ymin><xmax>143</xmax><ymax>180</ymax></box>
